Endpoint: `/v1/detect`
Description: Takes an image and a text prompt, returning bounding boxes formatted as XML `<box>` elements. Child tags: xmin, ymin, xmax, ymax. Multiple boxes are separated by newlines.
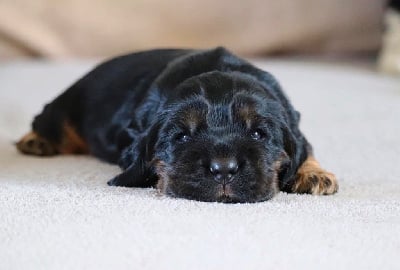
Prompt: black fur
<box><xmin>389</xmin><ymin>0</ymin><xmax>400</xmax><ymax>12</ymax></box>
<box><xmin>28</xmin><ymin>47</ymin><xmax>311</xmax><ymax>202</ymax></box>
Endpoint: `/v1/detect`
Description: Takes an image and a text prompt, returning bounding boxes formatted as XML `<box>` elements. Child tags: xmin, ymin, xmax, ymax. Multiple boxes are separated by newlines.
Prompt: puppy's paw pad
<box><xmin>16</xmin><ymin>132</ymin><xmax>57</xmax><ymax>156</ymax></box>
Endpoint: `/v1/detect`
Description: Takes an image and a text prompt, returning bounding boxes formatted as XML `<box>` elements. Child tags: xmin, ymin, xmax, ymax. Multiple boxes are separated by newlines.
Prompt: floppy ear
<box><xmin>277</xmin><ymin>124</ymin><xmax>300</xmax><ymax>181</ymax></box>
<box><xmin>107</xmin><ymin>121</ymin><xmax>162</xmax><ymax>188</ymax></box>
<box><xmin>282</xmin><ymin>125</ymin><xmax>296</xmax><ymax>159</ymax></box>
<box><xmin>278</xmin><ymin>123</ymin><xmax>311</xmax><ymax>192</ymax></box>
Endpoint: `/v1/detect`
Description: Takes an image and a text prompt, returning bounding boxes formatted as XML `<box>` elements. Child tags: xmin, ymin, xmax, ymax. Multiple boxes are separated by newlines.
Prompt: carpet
<box><xmin>1</xmin><ymin>59</ymin><xmax>399</xmax><ymax>270</ymax></box>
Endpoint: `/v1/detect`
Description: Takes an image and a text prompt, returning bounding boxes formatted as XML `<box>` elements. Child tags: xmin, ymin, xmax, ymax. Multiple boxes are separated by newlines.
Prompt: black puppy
<box><xmin>17</xmin><ymin>47</ymin><xmax>338</xmax><ymax>203</ymax></box>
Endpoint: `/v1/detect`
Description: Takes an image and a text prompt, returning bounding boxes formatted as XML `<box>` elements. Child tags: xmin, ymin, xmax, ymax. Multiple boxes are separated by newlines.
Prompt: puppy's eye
<box><xmin>175</xmin><ymin>133</ymin><xmax>191</xmax><ymax>143</ymax></box>
<box><xmin>250</xmin><ymin>129</ymin><xmax>265</xmax><ymax>141</ymax></box>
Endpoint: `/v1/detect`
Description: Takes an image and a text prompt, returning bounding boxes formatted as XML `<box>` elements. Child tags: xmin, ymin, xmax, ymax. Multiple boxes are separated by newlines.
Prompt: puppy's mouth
<box><xmin>216</xmin><ymin>184</ymin><xmax>242</xmax><ymax>203</ymax></box>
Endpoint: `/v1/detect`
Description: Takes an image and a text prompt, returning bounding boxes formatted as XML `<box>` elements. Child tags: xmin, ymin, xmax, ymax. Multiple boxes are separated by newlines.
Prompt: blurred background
<box><xmin>0</xmin><ymin>0</ymin><xmax>387</xmax><ymax>60</ymax></box>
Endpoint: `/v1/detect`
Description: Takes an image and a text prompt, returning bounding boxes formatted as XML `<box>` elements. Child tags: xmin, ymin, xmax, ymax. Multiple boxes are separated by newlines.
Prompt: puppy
<box><xmin>16</xmin><ymin>47</ymin><xmax>338</xmax><ymax>203</ymax></box>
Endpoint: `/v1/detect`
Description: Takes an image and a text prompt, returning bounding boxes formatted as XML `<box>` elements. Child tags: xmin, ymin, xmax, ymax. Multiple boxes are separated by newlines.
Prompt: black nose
<box><xmin>209</xmin><ymin>158</ymin><xmax>239</xmax><ymax>183</ymax></box>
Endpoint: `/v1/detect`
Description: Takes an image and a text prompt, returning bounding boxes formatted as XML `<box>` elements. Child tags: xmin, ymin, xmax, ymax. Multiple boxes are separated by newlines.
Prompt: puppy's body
<box><xmin>17</xmin><ymin>47</ymin><xmax>338</xmax><ymax>202</ymax></box>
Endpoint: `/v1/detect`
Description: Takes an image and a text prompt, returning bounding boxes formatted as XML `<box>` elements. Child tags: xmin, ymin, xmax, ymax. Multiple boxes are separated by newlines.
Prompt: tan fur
<box><xmin>216</xmin><ymin>184</ymin><xmax>234</xmax><ymax>198</ymax></box>
<box><xmin>237</xmin><ymin>105</ymin><xmax>253</xmax><ymax>129</ymax></box>
<box><xmin>16</xmin><ymin>121</ymin><xmax>88</xmax><ymax>156</ymax></box>
<box><xmin>58</xmin><ymin>122</ymin><xmax>89</xmax><ymax>154</ymax></box>
<box><xmin>154</xmin><ymin>159</ymin><xmax>171</xmax><ymax>194</ymax></box>
<box><xmin>269</xmin><ymin>156</ymin><xmax>287</xmax><ymax>195</ymax></box>
<box><xmin>292</xmin><ymin>156</ymin><xmax>338</xmax><ymax>195</ymax></box>
<box><xmin>16</xmin><ymin>131</ymin><xmax>57</xmax><ymax>156</ymax></box>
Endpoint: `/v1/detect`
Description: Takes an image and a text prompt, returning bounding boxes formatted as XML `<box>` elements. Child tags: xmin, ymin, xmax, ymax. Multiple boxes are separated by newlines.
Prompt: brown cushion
<box><xmin>0</xmin><ymin>0</ymin><xmax>385</xmax><ymax>59</ymax></box>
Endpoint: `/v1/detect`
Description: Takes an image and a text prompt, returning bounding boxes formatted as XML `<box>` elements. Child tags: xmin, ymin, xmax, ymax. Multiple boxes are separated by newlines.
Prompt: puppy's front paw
<box><xmin>16</xmin><ymin>132</ymin><xmax>57</xmax><ymax>156</ymax></box>
<box><xmin>107</xmin><ymin>177</ymin><xmax>119</xmax><ymax>186</ymax></box>
<box><xmin>292</xmin><ymin>156</ymin><xmax>338</xmax><ymax>195</ymax></box>
<box><xmin>106</xmin><ymin>169</ymin><xmax>136</xmax><ymax>187</ymax></box>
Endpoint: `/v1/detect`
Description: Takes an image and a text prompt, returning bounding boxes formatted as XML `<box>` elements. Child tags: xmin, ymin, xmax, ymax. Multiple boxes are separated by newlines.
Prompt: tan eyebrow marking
<box><xmin>236</xmin><ymin>104</ymin><xmax>256</xmax><ymax>129</ymax></box>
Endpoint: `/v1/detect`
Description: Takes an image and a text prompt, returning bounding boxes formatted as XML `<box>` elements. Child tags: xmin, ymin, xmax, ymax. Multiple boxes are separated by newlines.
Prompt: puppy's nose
<box><xmin>209</xmin><ymin>158</ymin><xmax>239</xmax><ymax>183</ymax></box>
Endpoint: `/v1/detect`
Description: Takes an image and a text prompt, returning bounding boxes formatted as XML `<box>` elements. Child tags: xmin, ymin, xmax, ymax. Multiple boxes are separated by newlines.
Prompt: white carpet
<box><xmin>0</xmin><ymin>59</ymin><xmax>399</xmax><ymax>270</ymax></box>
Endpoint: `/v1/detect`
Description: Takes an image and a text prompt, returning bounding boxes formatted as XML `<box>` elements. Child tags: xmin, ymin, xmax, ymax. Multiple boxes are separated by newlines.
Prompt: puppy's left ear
<box><xmin>107</xmin><ymin>120</ymin><xmax>162</xmax><ymax>188</ymax></box>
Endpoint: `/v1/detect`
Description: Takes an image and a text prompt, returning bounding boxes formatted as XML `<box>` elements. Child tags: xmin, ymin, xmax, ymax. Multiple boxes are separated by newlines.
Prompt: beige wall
<box><xmin>0</xmin><ymin>0</ymin><xmax>385</xmax><ymax>59</ymax></box>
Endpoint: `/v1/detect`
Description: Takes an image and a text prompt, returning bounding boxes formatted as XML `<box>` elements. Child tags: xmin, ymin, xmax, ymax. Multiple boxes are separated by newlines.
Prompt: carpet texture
<box><xmin>0</xmin><ymin>59</ymin><xmax>399</xmax><ymax>270</ymax></box>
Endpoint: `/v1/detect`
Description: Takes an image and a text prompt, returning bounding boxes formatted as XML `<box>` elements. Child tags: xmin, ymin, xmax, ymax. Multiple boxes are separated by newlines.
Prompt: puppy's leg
<box><xmin>17</xmin><ymin>121</ymin><xmax>89</xmax><ymax>156</ymax></box>
<box><xmin>107</xmin><ymin>161</ymin><xmax>157</xmax><ymax>188</ymax></box>
<box><xmin>292</xmin><ymin>154</ymin><xmax>338</xmax><ymax>195</ymax></box>
<box><xmin>16</xmin><ymin>131</ymin><xmax>57</xmax><ymax>156</ymax></box>
<box><xmin>17</xmin><ymin>101</ymin><xmax>88</xmax><ymax>156</ymax></box>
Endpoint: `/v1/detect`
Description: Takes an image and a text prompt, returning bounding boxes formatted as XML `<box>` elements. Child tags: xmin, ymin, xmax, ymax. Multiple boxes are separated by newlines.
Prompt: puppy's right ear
<box><xmin>107</xmin><ymin>120</ymin><xmax>162</xmax><ymax>188</ymax></box>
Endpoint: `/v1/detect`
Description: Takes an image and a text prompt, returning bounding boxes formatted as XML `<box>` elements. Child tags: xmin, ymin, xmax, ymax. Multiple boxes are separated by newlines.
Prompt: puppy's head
<box><xmin>151</xmin><ymin>72</ymin><xmax>294</xmax><ymax>203</ymax></box>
